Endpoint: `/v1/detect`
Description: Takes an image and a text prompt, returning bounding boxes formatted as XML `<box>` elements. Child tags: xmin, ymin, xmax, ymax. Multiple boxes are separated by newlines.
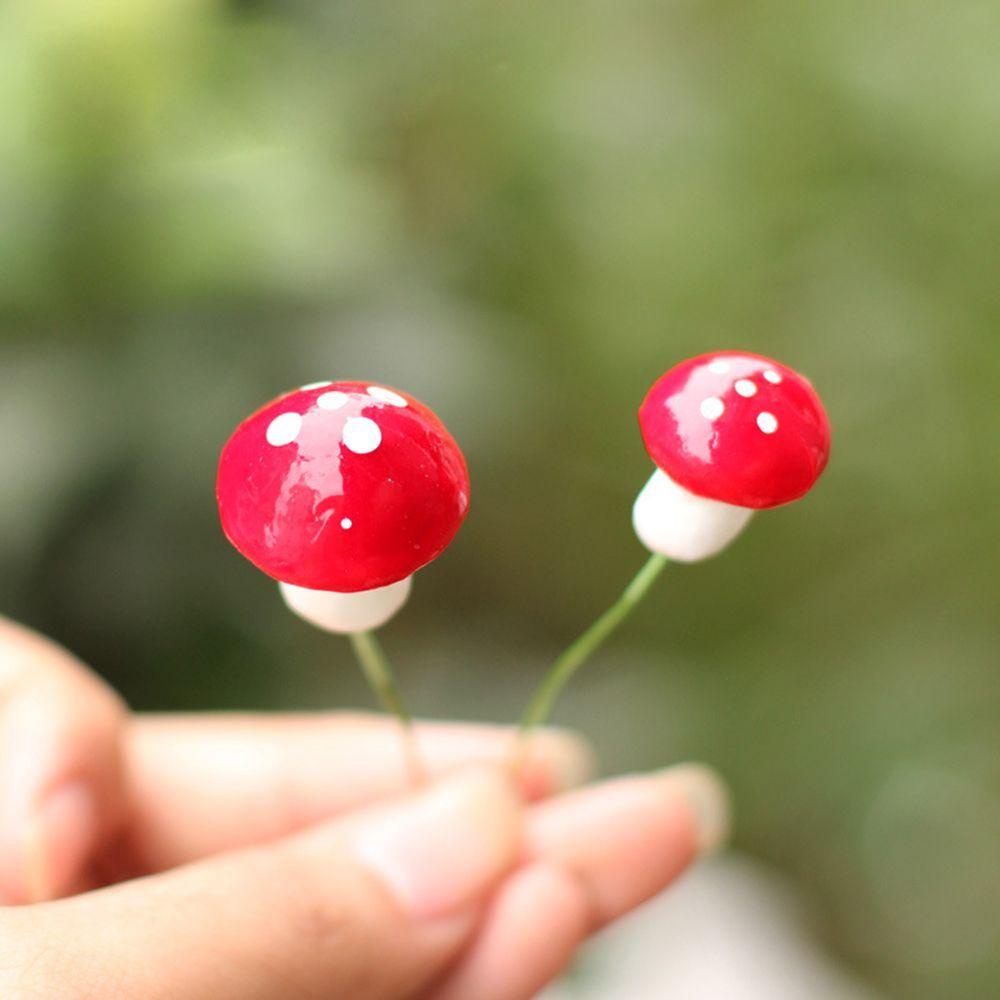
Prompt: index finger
<box><xmin>117</xmin><ymin>713</ymin><xmax>595</xmax><ymax>874</ymax></box>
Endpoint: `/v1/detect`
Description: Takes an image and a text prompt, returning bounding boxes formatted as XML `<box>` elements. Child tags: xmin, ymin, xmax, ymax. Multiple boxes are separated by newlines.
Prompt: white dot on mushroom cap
<box><xmin>301</xmin><ymin>381</ymin><xmax>333</xmax><ymax>391</ymax></box>
<box><xmin>708</xmin><ymin>359</ymin><xmax>730</xmax><ymax>375</ymax></box>
<box><xmin>266</xmin><ymin>411</ymin><xmax>303</xmax><ymax>446</ymax></box>
<box><xmin>735</xmin><ymin>378</ymin><xmax>758</xmax><ymax>398</ymax></box>
<box><xmin>757</xmin><ymin>411</ymin><xmax>779</xmax><ymax>434</ymax></box>
<box><xmin>342</xmin><ymin>416</ymin><xmax>382</xmax><ymax>454</ymax></box>
<box><xmin>763</xmin><ymin>369</ymin><xmax>782</xmax><ymax>384</ymax></box>
<box><xmin>366</xmin><ymin>386</ymin><xmax>407</xmax><ymax>407</ymax></box>
<box><xmin>318</xmin><ymin>391</ymin><xmax>349</xmax><ymax>410</ymax></box>
<box><xmin>700</xmin><ymin>396</ymin><xmax>725</xmax><ymax>421</ymax></box>
<box><xmin>340</xmin><ymin>517</ymin><xmax>353</xmax><ymax>530</ymax></box>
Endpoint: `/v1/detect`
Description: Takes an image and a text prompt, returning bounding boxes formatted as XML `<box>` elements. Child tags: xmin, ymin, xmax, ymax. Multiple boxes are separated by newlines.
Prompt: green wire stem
<box><xmin>519</xmin><ymin>553</ymin><xmax>669</xmax><ymax>733</ymax></box>
<box><xmin>349</xmin><ymin>630</ymin><xmax>425</xmax><ymax>785</ymax></box>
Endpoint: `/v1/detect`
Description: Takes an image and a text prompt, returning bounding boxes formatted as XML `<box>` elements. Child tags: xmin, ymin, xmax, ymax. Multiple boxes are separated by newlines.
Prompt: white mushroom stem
<box><xmin>632</xmin><ymin>469</ymin><xmax>753</xmax><ymax>562</ymax></box>
<box><xmin>278</xmin><ymin>576</ymin><xmax>412</xmax><ymax>634</ymax></box>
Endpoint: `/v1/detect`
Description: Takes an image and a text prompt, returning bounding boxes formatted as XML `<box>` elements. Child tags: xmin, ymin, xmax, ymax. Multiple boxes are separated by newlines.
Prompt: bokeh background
<box><xmin>2</xmin><ymin>1</ymin><xmax>999</xmax><ymax>996</ymax></box>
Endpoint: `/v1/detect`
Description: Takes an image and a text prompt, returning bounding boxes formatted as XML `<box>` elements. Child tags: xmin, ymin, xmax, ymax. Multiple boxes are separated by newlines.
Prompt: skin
<box><xmin>0</xmin><ymin>616</ymin><xmax>727</xmax><ymax>999</ymax></box>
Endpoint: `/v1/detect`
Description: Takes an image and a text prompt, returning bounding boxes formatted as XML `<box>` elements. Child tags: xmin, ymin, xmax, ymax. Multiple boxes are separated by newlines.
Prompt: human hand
<box><xmin>0</xmin><ymin>617</ymin><xmax>729</xmax><ymax>999</ymax></box>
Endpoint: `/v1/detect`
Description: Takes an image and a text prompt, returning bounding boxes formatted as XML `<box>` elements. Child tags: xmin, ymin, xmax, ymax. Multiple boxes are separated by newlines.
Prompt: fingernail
<box><xmin>355</xmin><ymin>767</ymin><xmax>521</xmax><ymax>919</ymax></box>
<box><xmin>518</xmin><ymin>729</ymin><xmax>595</xmax><ymax>797</ymax></box>
<box><xmin>20</xmin><ymin>781</ymin><xmax>99</xmax><ymax>903</ymax></box>
<box><xmin>662</xmin><ymin>763</ymin><xmax>731</xmax><ymax>857</ymax></box>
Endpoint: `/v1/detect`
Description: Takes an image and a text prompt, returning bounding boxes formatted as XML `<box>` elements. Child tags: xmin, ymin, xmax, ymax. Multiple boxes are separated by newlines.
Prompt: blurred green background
<box><xmin>2</xmin><ymin>1</ymin><xmax>999</xmax><ymax>996</ymax></box>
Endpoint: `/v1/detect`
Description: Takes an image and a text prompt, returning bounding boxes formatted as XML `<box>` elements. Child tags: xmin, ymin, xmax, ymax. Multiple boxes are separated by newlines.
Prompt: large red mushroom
<box><xmin>217</xmin><ymin>381</ymin><xmax>470</xmax><ymax>632</ymax></box>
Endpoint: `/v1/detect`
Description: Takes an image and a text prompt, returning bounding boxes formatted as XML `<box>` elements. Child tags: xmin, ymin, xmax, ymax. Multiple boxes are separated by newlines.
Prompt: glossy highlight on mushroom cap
<box><xmin>638</xmin><ymin>352</ymin><xmax>831</xmax><ymax>509</ymax></box>
<box><xmin>217</xmin><ymin>381</ymin><xmax>470</xmax><ymax>592</ymax></box>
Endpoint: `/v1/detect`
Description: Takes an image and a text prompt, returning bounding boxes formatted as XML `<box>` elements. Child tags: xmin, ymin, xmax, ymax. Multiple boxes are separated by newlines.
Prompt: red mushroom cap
<box><xmin>638</xmin><ymin>352</ymin><xmax>830</xmax><ymax>509</ymax></box>
<box><xmin>217</xmin><ymin>381</ymin><xmax>470</xmax><ymax>592</ymax></box>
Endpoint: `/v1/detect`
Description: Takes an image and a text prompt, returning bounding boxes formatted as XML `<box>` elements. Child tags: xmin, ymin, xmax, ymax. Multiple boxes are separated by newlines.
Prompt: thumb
<box><xmin>6</xmin><ymin>767</ymin><xmax>521</xmax><ymax>1000</ymax></box>
<box><xmin>0</xmin><ymin>617</ymin><xmax>128</xmax><ymax>904</ymax></box>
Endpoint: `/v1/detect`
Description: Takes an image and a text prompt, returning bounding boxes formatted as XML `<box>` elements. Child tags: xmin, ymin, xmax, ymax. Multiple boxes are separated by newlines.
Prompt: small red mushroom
<box><xmin>217</xmin><ymin>381</ymin><xmax>470</xmax><ymax>632</ymax></box>
<box><xmin>633</xmin><ymin>352</ymin><xmax>830</xmax><ymax>560</ymax></box>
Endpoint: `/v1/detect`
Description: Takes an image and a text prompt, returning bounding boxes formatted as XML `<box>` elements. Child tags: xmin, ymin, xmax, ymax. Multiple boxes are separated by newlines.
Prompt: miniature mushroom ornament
<box><xmin>633</xmin><ymin>352</ymin><xmax>830</xmax><ymax>561</ymax></box>
<box><xmin>518</xmin><ymin>351</ymin><xmax>831</xmax><ymax>736</ymax></box>
<box><xmin>217</xmin><ymin>381</ymin><xmax>470</xmax><ymax>633</ymax></box>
